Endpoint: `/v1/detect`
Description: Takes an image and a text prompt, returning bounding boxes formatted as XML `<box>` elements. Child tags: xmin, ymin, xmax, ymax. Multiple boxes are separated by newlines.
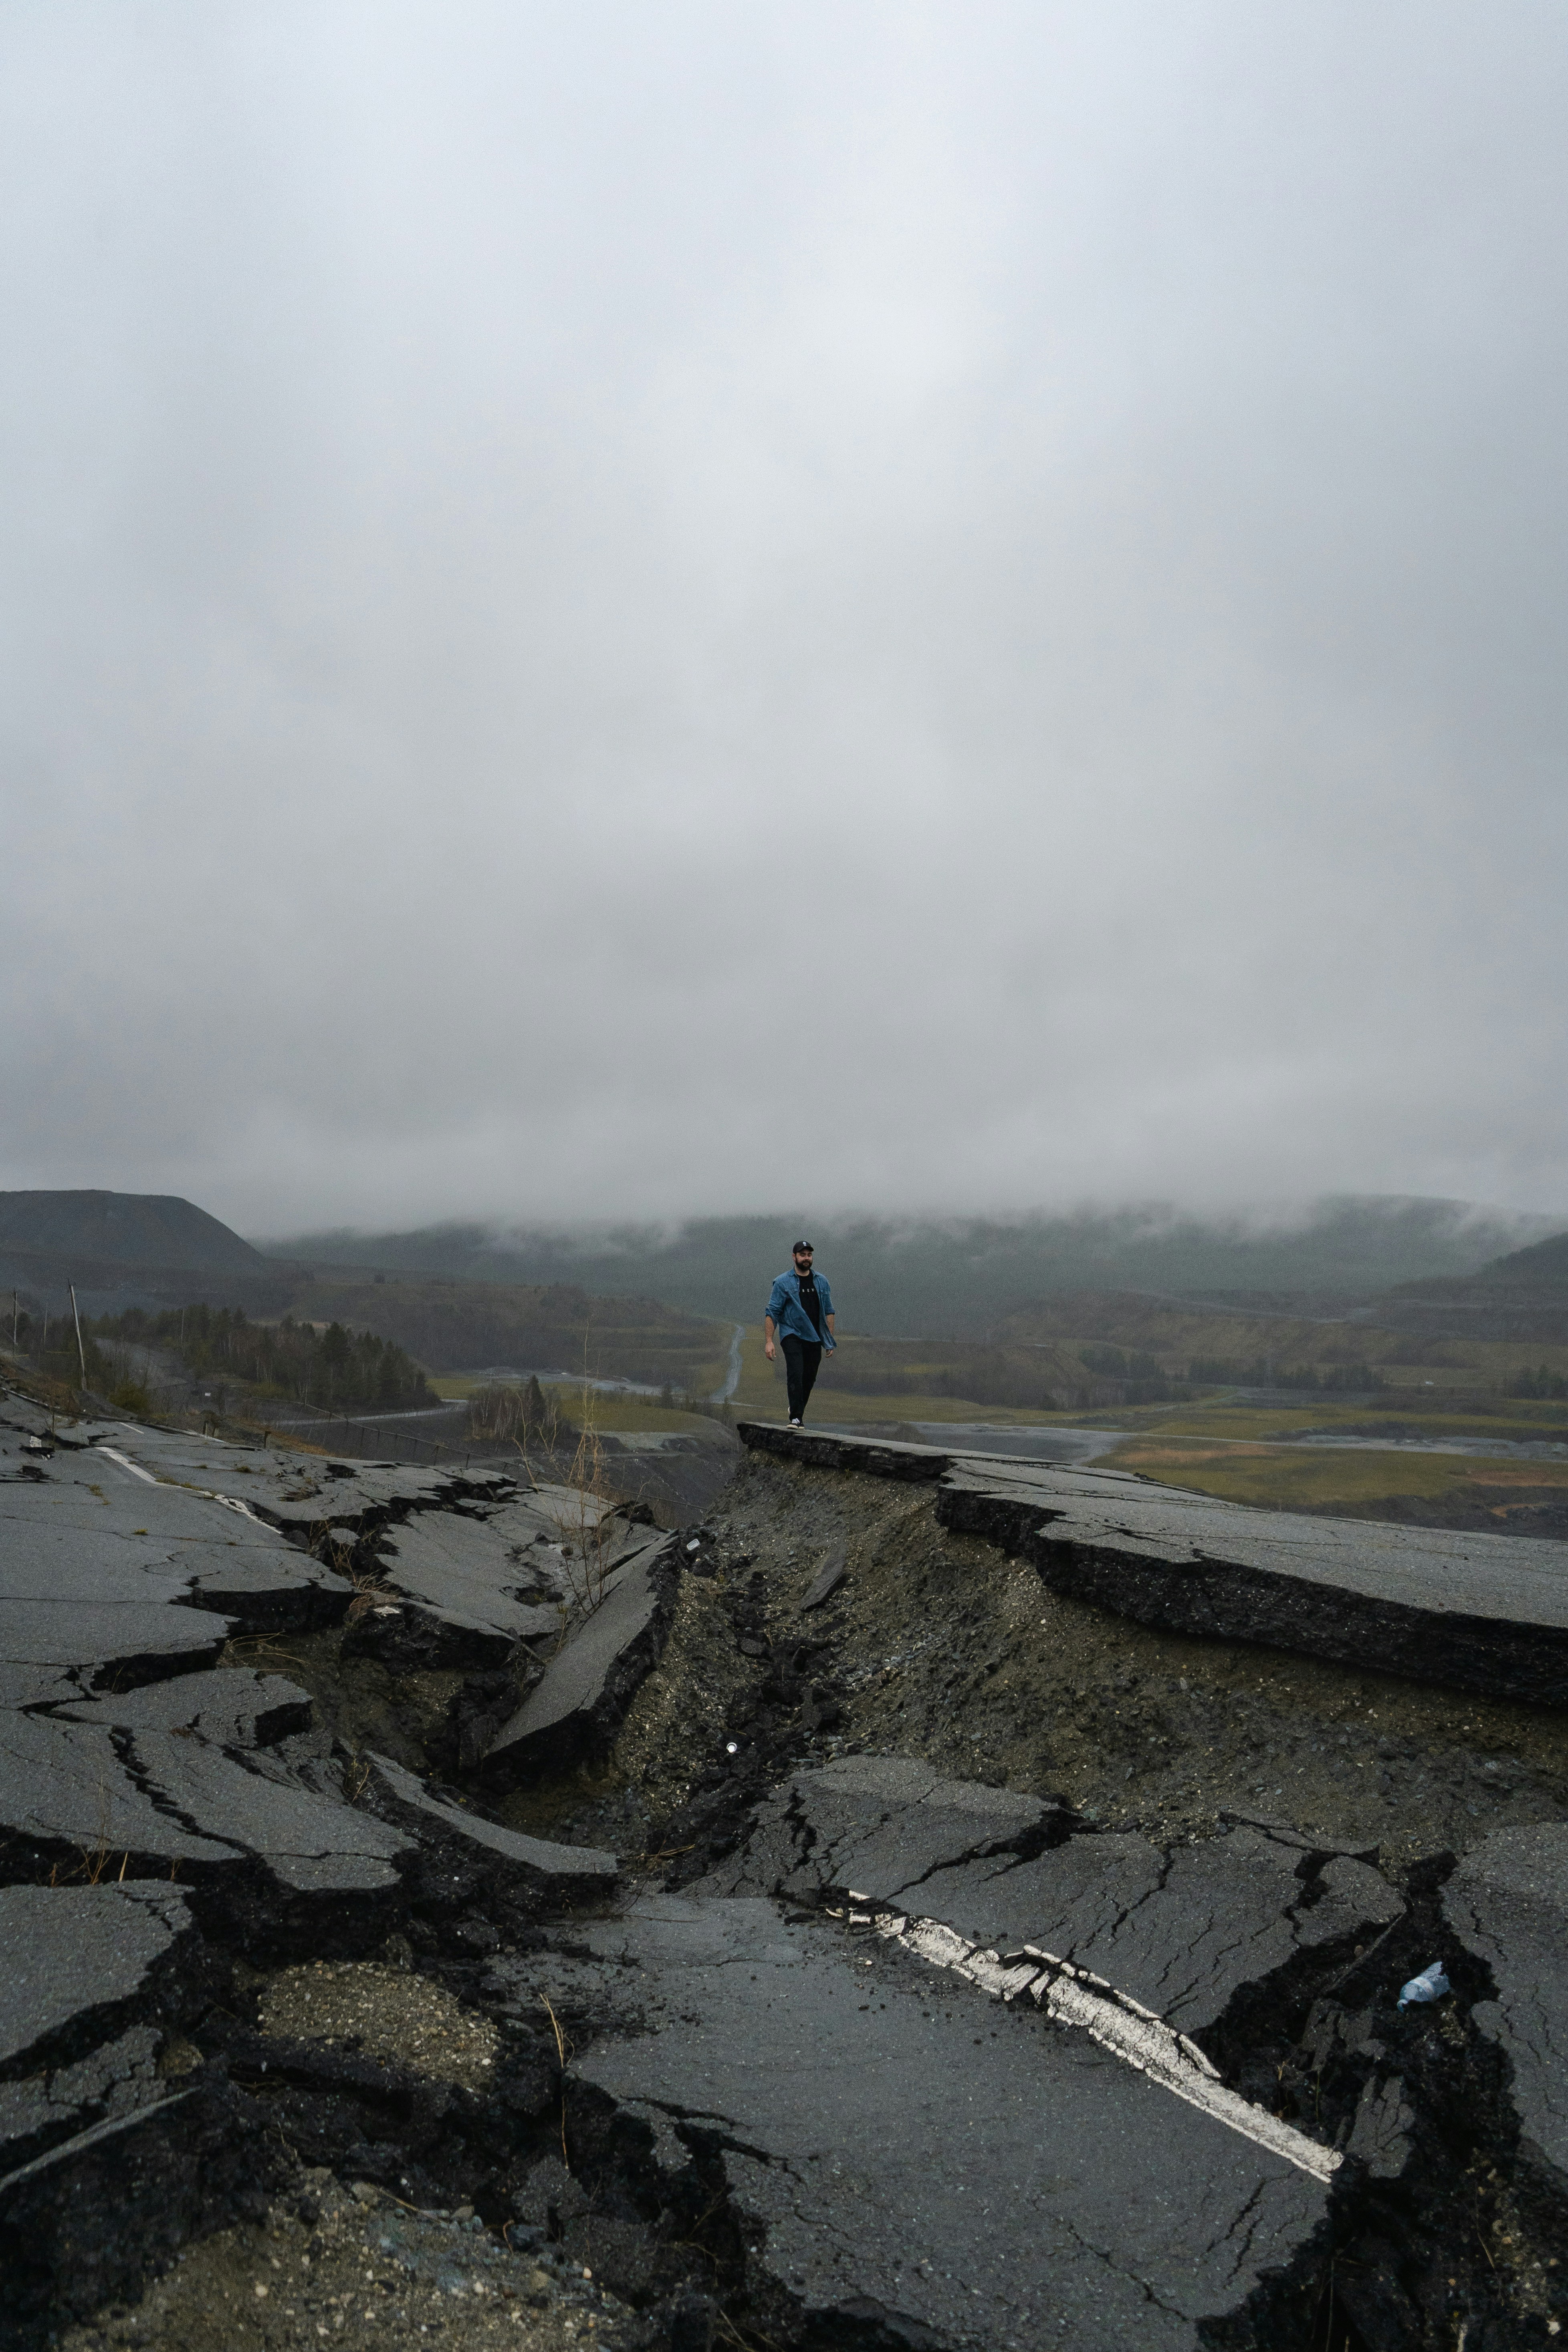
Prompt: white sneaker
<box><xmin>789</xmin><ymin>1417</ymin><xmax>801</xmax><ymax>1427</ymax></box>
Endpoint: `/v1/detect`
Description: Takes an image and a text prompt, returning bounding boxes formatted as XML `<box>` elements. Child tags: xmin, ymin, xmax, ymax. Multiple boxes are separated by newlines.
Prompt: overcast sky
<box><xmin>4</xmin><ymin>3</ymin><xmax>1566</xmax><ymax>1236</ymax></box>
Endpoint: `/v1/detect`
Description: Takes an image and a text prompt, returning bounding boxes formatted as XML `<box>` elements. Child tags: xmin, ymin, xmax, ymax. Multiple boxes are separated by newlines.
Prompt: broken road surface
<box><xmin>4</xmin><ymin>1393</ymin><xmax>1568</xmax><ymax>2348</ymax></box>
<box><xmin>541</xmin><ymin>1757</ymin><xmax>1409</xmax><ymax>2345</ymax></box>
<box><xmin>741</xmin><ymin>1419</ymin><xmax>1568</xmax><ymax>1706</ymax></box>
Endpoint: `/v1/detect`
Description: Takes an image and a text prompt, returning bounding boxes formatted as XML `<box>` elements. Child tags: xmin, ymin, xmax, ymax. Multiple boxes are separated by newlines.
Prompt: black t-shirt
<box><xmin>796</xmin><ymin>1272</ymin><xmax>823</xmax><ymax>1337</ymax></box>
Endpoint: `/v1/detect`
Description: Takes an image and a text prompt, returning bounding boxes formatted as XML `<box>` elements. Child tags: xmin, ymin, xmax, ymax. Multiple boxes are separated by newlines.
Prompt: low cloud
<box><xmin>4</xmin><ymin>3</ymin><xmax>1566</xmax><ymax>1234</ymax></box>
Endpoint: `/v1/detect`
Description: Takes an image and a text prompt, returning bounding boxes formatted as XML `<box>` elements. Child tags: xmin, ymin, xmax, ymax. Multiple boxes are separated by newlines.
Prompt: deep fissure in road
<box><xmin>2</xmin><ymin>1395</ymin><xmax>1566</xmax><ymax>2351</ymax></box>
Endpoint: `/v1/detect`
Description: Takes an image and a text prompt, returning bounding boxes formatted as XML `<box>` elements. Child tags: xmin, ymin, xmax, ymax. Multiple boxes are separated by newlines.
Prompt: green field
<box><xmin>1114</xmin><ymin>1396</ymin><xmax>1568</xmax><ymax>1446</ymax></box>
<box><xmin>1099</xmin><ymin>1429</ymin><xmax>1568</xmax><ymax>1518</ymax></box>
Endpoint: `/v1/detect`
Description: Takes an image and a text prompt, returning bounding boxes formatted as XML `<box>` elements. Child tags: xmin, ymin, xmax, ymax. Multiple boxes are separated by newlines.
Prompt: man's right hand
<box><xmin>764</xmin><ymin>1337</ymin><xmax>775</xmax><ymax>1361</ymax></box>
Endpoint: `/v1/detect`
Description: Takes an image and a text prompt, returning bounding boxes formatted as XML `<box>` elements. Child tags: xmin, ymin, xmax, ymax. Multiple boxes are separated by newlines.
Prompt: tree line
<box><xmin>1185</xmin><ymin>1356</ymin><xmax>1388</xmax><ymax>1392</ymax></box>
<box><xmin>89</xmin><ymin>1305</ymin><xmax>434</xmax><ymax>1413</ymax></box>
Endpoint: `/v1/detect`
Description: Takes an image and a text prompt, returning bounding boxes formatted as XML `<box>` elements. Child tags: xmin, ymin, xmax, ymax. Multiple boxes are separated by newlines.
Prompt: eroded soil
<box><xmin>550</xmin><ymin>1454</ymin><xmax>1568</xmax><ymax>1872</ymax></box>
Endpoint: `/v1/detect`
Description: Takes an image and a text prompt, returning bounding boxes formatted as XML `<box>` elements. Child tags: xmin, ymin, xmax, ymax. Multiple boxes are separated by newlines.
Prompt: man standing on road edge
<box><xmin>764</xmin><ymin>1241</ymin><xmax>836</xmax><ymax>1427</ymax></box>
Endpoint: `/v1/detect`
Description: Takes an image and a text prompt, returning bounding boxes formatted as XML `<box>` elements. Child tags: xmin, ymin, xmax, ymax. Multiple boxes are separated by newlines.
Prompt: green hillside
<box><xmin>263</xmin><ymin>1196</ymin><xmax>1551</xmax><ymax>1337</ymax></box>
<box><xmin>1394</xmin><ymin>1227</ymin><xmax>1568</xmax><ymax>1296</ymax></box>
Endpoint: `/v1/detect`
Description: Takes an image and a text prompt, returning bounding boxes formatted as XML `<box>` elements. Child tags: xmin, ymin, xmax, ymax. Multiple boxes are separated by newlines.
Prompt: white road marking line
<box><xmin>94</xmin><ymin>1445</ymin><xmax>160</xmax><ymax>1486</ymax></box>
<box><xmin>850</xmin><ymin>1899</ymin><xmax>1341</xmax><ymax>2184</ymax></box>
<box><xmin>93</xmin><ymin>1444</ymin><xmax>266</xmax><ymax>1524</ymax></box>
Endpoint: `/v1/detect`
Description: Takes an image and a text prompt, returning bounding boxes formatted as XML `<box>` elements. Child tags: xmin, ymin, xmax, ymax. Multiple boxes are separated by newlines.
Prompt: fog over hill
<box><xmin>8</xmin><ymin>1187</ymin><xmax>1564</xmax><ymax>1350</ymax></box>
<box><xmin>1453</xmin><ymin>1229</ymin><xmax>1568</xmax><ymax>1294</ymax></box>
<box><xmin>1372</xmin><ymin>1220</ymin><xmax>1568</xmax><ymax>1344</ymax></box>
<box><xmin>7</xmin><ymin>9</ymin><xmax>1568</xmax><ymax>1234</ymax></box>
<box><xmin>269</xmin><ymin>1195</ymin><xmax>1560</xmax><ymax>1339</ymax></box>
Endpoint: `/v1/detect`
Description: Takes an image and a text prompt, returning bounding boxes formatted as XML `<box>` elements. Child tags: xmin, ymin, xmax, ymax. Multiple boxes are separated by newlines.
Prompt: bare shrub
<box><xmin>466</xmin><ymin>1375</ymin><xmax>574</xmax><ymax>1451</ymax></box>
<box><xmin>514</xmin><ymin>1341</ymin><xmax>626</xmax><ymax>1617</ymax></box>
<box><xmin>548</xmin><ymin>1406</ymin><xmax>626</xmax><ymax>1615</ymax></box>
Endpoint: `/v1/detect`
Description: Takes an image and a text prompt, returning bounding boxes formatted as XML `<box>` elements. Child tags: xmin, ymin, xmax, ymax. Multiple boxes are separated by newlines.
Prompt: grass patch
<box><xmin>996</xmin><ymin>1296</ymin><xmax>1568</xmax><ymax>1385</ymax></box>
<box><xmin>803</xmin><ymin>1392</ymin><xmax>1078</xmax><ymax>1426</ymax></box>
<box><xmin>567</xmin><ymin>1394</ymin><xmax>726</xmax><ymax>1436</ymax></box>
<box><xmin>1132</xmin><ymin>1399</ymin><xmax>1568</xmax><ymax>1445</ymax></box>
<box><xmin>730</xmin><ymin>1324</ymin><xmax>784</xmax><ymax>1416</ymax></box>
<box><xmin>1102</xmin><ymin>1433</ymin><xmax>1568</xmax><ymax>1513</ymax></box>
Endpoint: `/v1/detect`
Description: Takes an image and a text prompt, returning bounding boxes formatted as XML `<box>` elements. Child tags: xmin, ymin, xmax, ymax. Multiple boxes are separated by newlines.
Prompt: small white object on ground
<box><xmin>1396</xmin><ymin>1962</ymin><xmax>1451</xmax><ymax>2009</ymax></box>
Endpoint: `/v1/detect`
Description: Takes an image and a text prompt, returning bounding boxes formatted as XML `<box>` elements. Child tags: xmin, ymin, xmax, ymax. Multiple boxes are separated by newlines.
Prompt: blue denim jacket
<box><xmin>765</xmin><ymin>1269</ymin><xmax>835</xmax><ymax>1351</ymax></box>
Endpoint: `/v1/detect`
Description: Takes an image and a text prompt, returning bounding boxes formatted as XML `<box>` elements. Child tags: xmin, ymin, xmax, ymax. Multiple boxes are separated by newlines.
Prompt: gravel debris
<box><xmin>62</xmin><ymin>2171</ymin><xmax>629</xmax><ymax>2352</ymax></box>
<box><xmin>260</xmin><ymin>1964</ymin><xmax>500</xmax><ymax>2089</ymax></box>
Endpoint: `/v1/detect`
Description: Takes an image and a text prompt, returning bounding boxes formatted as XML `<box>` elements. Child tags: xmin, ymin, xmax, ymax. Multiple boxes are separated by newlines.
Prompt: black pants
<box><xmin>781</xmin><ymin>1334</ymin><xmax>823</xmax><ymax>1422</ymax></box>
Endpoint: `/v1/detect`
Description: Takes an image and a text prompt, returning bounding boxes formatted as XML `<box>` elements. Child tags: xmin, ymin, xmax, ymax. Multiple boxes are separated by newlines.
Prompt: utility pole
<box><xmin>69</xmin><ymin>1285</ymin><xmax>87</xmax><ymax>1391</ymax></box>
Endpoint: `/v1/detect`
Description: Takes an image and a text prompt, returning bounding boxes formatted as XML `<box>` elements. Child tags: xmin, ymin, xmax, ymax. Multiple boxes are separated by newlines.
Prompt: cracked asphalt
<box><xmin>10</xmin><ymin>1407</ymin><xmax>1568</xmax><ymax>2352</ymax></box>
<box><xmin>544</xmin><ymin>1446</ymin><xmax>1568</xmax><ymax>2346</ymax></box>
<box><xmin>567</xmin><ymin>1888</ymin><xmax>1326</xmax><ymax>2350</ymax></box>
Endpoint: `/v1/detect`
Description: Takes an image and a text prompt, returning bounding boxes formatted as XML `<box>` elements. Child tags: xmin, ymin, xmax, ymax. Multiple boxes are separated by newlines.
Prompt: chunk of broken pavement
<box><xmin>1444</xmin><ymin>1821</ymin><xmax>1568</xmax><ymax>2184</ymax></box>
<box><xmin>481</xmin><ymin>1533</ymin><xmax>679</xmax><ymax>1783</ymax></box>
<box><xmin>363</xmin><ymin>1751</ymin><xmax>616</xmax><ymax>1894</ymax></box>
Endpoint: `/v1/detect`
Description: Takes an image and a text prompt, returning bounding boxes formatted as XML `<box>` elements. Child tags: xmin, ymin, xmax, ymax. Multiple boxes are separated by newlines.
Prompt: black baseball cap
<box><xmin>791</xmin><ymin>1239</ymin><xmax>814</xmax><ymax>1252</ymax></box>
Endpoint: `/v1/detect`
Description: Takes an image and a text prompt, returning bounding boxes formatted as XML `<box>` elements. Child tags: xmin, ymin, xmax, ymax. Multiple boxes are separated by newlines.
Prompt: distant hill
<box><xmin>0</xmin><ymin>1190</ymin><xmax>265</xmax><ymax>1270</ymax></box>
<box><xmin>1464</xmin><ymin>1230</ymin><xmax>1568</xmax><ymax>1291</ymax></box>
<box><xmin>1378</xmin><ymin>1224</ymin><xmax>1568</xmax><ymax>1343</ymax></box>
<box><xmin>263</xmin><ymin>1196</ymin><xmax>1554</xmax><ymax>1339</ymax></box>
<box><xmin>0</xmin><ymin>1192</ymin><xmax>728</xmax><ymax>1386</ymax></box>
<box><xmin>0</xmin><ymin>1189</ymin><xmax>287</xmax><ymax>1319</ymax></box>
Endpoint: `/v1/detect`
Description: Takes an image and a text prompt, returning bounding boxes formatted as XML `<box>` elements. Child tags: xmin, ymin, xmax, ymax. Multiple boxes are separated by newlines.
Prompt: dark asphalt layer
<box><xmin>1445</xmin><ymin>1821</ymin><xmax>1568</xmax><ymax>2184</ymax></box>
<box><xmin>483</xmin><ymin>1534</ymin><xmax>679</xmax><ymax>1780</ymax></box>
<box><xmin>701</xmin><ymin>1755</ymin><xmax>1405</xmax><ymax>2033</ymax></box>
<box><xmin>60</xmin><ymin>1421</ymin><xmax>516</xmax><ymax>1527</ymax></box>
<box><xmin>571</xmin><ymin>1892</ymin><xmax>1325</xmax><ymax>2352</ymax></box>
<box><xmin>7</xmin><ymin>1394</ymin><xmax>1568</xmax><ymax>2348</ymax></box>
<box><xmin>0</xmin><ymin>1405</ymin><xmax>615</xmax><ymax>1927</ymax></box>
<box><xmin>0</xmin><ymin>1882</ymin><xmax>190</xmax><ymax>2069</ymax></box>
<box><xmin>365</xmin><ymin>1750</ymin><xmax>615</xmax><ymax>1889</ymax></box>
<box><xmin>950</xmin><ymin>1460</ymin><xmax>1568</xmax><ymax>1621</ymax></box>
<box><xmin>373</xmin><ymin>1510</ymin><xmax>567</xmax><ymax>1649</ymax></box>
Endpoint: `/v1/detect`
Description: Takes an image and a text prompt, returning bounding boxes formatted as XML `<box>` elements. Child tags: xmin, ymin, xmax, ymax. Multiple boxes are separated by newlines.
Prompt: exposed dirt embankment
<box><xmin>535</xmin><ymin>1453</ymin><xmax>1568</xmax><ymax>1875</ymax></box>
